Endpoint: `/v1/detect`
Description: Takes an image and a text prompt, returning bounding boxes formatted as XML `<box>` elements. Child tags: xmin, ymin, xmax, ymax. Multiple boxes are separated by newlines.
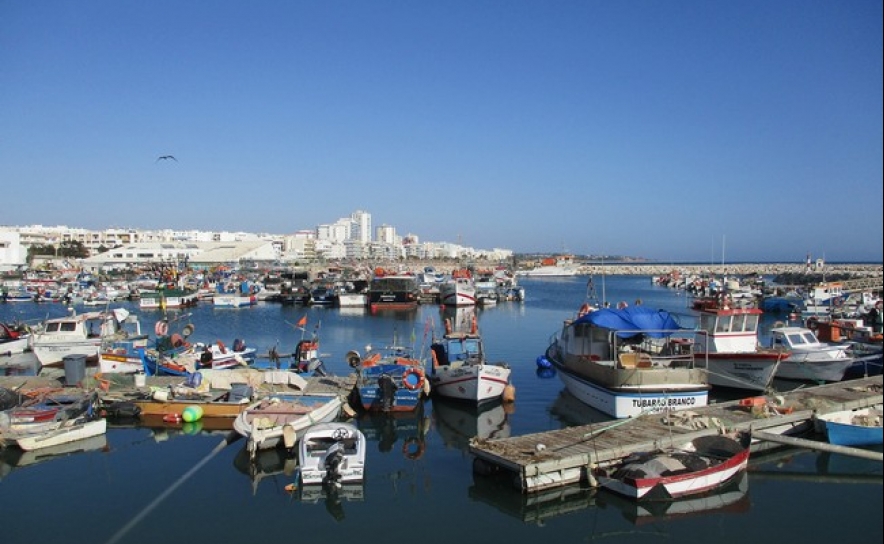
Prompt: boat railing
<box><xmin>612</xmin><ymin>328</ymin><xmax>710</xmax><ymax>369</ymax></box>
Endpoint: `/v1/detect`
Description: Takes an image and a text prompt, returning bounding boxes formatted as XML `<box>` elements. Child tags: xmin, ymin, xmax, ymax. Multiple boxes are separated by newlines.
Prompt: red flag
<box><xmin>297</xmin><ymin>315</ymin><xmax>307</xmax><ymax>327</ymax></box>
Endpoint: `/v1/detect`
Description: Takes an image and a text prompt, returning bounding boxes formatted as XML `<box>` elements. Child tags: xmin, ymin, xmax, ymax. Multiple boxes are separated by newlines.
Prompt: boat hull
<box><xmin>233</xmin><ymin>394</ymin><xmax>344</xmax><ymax>453</ymax></box>
<box><xmin>597</xmin><ymin>433</ymin><xmax>751</xmax><ymax>501</ymax></box>
<box><xmin>429</xmin><ymin>364</ymin><xmax>511</xmax><ymax>404</ymax></box>
<box><xmin>815</xmin><ymin>407</ymin><xmax>883</xmax><ymax>446</ymax></box>
<box><xmin>355</xmin><ymin>367</ymin><xmax>426</xmax><ymax>413</ymax></box>
<box><xmin>775</xmin><ymin>356</ymin><xmax>854</xmax><ymax>382</ymax></box>
<box><xmin>694</xmin><ymin>353</ymin><xmax>782</xmax><ymax>391</ymax></box>
<box><xmin>298</xmin><ymin>422</ymin><xmax>367</xmax><ymax>486</ymax></box>
<box><xmin>549</xmin><ymin>356</ymin><xmax>709</xmax><ymax>419</ymax></box>
<box><xmin>10</xmin><ymin>418</ymin><xmax>107</xmax><ymax>452</ymax></box>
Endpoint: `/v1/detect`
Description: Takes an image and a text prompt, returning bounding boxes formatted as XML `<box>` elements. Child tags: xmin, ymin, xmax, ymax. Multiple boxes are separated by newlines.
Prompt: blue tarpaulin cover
<box><xmin>572</xmin><ymin>306</ymin><xmax>683</xmax><ymax>339</ymax></box>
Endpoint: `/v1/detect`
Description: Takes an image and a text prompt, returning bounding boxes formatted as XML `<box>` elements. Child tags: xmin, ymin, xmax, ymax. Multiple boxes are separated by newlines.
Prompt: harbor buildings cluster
<box><xmin>0</xmin><ymin>209</ymin><xmax>514</xmax><ymax>272</ymax></box>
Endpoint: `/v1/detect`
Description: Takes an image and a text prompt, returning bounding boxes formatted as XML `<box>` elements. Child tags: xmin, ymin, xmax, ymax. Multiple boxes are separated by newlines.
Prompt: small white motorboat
<box><xmin>298</xmin><ymin>421</ymin><xmax>366</xmax><ymax>487</ymax></box>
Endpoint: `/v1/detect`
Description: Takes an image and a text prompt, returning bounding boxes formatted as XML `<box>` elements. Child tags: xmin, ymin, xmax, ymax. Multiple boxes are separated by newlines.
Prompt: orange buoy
<box><xmin>502</xmin><ymin>383</ymin><xmax>516</xmax><ymax>403</ymax></box>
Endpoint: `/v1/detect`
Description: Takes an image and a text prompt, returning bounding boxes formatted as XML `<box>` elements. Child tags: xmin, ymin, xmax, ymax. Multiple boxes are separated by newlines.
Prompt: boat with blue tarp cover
<box><xmin>541</xmin><ymin>303</ymin><xmax>710</xmax><ymax>419</ymax></box>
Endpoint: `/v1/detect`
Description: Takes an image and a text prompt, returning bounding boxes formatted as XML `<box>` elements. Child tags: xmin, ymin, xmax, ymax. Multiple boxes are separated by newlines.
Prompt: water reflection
<box><xmin>595</xmin><ymin>471</ymin><xmax>751</xmax><ymax>526</ymax></box>
<box><xmin>468</xmin><ymin>475</ymin><xmax>598</xmax><ymax>526</ymax></box>
<box><xmin>231</xmin><ymin>431</ymin><xmax>365</xmax><ymax>521</ymax></box>
<box><xmin>1</xmin><ymin>433</ymin><xmax>108</xmax><ymax>482</ymax></box>
<box><xmin>432</xmin><ymin>398</ymin><xmax>511</xmax><ymax>450</ymax></box>
<box><xmin>356</xmin><ymin>401</ymin><xmax>431</xmax><ymax>459</ymax></box>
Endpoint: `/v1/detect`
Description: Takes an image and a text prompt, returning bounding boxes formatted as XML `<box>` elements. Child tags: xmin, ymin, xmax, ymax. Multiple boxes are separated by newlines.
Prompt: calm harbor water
<box><xmin>1</xmin><ymin>276</ymin><xmax>881</xmax><ymax>544</ymax></box>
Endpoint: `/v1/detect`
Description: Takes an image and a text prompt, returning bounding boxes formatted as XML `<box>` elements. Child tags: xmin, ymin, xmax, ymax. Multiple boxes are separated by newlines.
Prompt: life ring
<box><xmin>402</xmin><ymin>437</ymin><xmax>425</xmax><ymax>460</ymax></box>
<box><xmin>578</xmin><ymin>303</ymin><xmax>591</xmax><ymax>317</ymax></box>
<box><xmin>154</xmin><ymin>320</ymin><xmax>169</xmax><ymax>336</ymax></box>
<box><xmin>401</xmin><ymin>367</ymin><xmax>425</xmax><ymax>391</ymax></box>
<box><xmin>217</xmin><ymin>340</ymin><xmax>227</xmax><ymax>353</ymax></box>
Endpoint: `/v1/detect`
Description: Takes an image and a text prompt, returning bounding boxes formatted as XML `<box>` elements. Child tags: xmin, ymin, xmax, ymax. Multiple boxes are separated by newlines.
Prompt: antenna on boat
<box><xmin>600</xmin><ymin>256</ymin><xmax>607</xmax><ymax>306</ymax></box>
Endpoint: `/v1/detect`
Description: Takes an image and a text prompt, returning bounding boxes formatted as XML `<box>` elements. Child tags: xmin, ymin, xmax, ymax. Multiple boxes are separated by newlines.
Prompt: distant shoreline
<box><xmin>332</xmin><ymin>260</ymin><xmax>884</xmax><ymax>279</ymax></box>
<box><xmin>573</xmin><ymin>262</ymin><xmax>883</xmax><ymax>278</ymax></box>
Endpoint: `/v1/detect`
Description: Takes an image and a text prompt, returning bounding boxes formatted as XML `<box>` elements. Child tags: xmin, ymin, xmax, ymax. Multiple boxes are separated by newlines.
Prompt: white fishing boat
<box><xmin>30</xmin><ymin>308</ymin><xmax>142</xmax><ymax>368</ymax></box>
<box><xmin>429</xmin><ymin>308</ymin><xmax>512</xmax><ymax>404</ymax></box>
<box><xmin>768</xmin><ymin>325</ymin><xmax>854</xmax><ymax>382</ymax></box>
<box><xmin>691</xmin><ymin>296</ymin><xmax>785</xmax><ymax>392</ymax></box>
<box><xmin>438</xmin><ymin>269</ymin><xmax>477</xmax><ymax>306</ymax></box>
<box><xmin>515</xmin><ymin>255</ymin><xmax>580</xmax><ymax>277</ymax></box>
<box><xmin>540</xmin><ymin>303</ymin><xmax>710</xmax><ymax>419</ymax></box>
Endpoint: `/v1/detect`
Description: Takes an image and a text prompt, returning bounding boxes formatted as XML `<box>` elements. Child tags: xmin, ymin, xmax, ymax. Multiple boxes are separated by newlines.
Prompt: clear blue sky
<box><xmin>2</xmin><ymin>1</ymin><xmax>881</xmax><ymax>263</ymax></box>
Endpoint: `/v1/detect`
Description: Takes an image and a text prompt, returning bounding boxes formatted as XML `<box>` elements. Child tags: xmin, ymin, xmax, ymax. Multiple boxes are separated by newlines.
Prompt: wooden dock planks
<box><xmin>469</xmin><ymin>375</ymin><xmax>883</xmax><ymax>493</ymax></box>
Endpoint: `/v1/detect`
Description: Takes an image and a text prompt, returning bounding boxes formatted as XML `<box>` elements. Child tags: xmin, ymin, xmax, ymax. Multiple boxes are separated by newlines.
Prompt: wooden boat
<box><xmin>593</xmin><ymin>431</ymin><xmax>752</xmax><ymax>501</ymax></box>
<box><xmin>131</xmin><ymin>382</ymin><xmax>254</xmax><ymax>425</ymax></box>
<box><xmin>596</xmin><ymin>470</ymin><xmax>750</xmax><ymax>525</ymax></box>
<box><xmin>348</xmin><ymin>344</ymin><xmax>430</xmax><ymax>413</ymax></box>
<box><xmin>7</xmin><ymin>418</ymin><xmax>107</xmax><ymax>452</ymax></box>
<box><xmin>298</xmin><ymin>421</ymin><xmax>367</xmax><ymax>486</ymax></box>
<box><xmin>98</xmin><ymin>337</ymin><xmax>151</xmax><ymax>374</ymax></box>
<box><xmin>814</xmin><ymin>405</ymin><xmax>883</xmax><ymax>446</ymax></box>
<box><xmin>232</xmin><ymin>392</ymin><xmax>344</xmax><ymax>457</ymax></box>
<box><xmin>692</xmin><ymin>296</ymin><xmax>785</xmax><ymax>391</ymax></box>
<box><xmin>541</xmin><ymin>303</ymin><xmax>709</xmax><ymax>419</ymax></box>
<box><xmin>429</xmin><ymin>308</ymin><xmax>512</xmax><ymax>404</ymax></box>
<box><xmin>767</xmin><ymin>325</ymin><xmax>854</xmax><ymax>382</ymax></box>
<box><xmin>0</xmin><ymin>390</ymin><xmax>99</xmax><ymax>436</ymax></box>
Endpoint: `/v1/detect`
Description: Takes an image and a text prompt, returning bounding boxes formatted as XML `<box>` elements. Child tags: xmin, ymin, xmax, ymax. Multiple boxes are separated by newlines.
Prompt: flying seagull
<box><xmin>156</xmin><ymin>155</ymin><xmax>177</xmax><ymax>162</ymax></box>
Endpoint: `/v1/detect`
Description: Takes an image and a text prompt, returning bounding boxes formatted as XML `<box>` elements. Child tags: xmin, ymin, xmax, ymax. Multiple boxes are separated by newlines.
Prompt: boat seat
<box><xmin>618</xmin><ymin>353</ymin><xmax>638</xmax><ymax>368</ymax></box>
<box><xmin>619</xmin><ymin>352</ymin><xmax>653</xmax><ymax>369</ymax></box>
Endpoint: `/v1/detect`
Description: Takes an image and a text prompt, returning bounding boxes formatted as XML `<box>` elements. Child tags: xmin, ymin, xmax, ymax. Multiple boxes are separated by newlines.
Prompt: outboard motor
<box><xmin>378</xmin><ymin>373</ymin><xmax>397</xmax><ymax>412</ymax></box>
<box><xmin>322</xmin><ymin>441</ymin><xmax>346</xmax><ymax>486</ymax></box>
<box><xmin>306</xmin><ymin>358</ymin><xmax>327</xmax><ymax>376</ymax></box>
<box><xmin>200</xmin><ymin>348</ymin><xmax>213</xmax><ymax>365</ymax></box>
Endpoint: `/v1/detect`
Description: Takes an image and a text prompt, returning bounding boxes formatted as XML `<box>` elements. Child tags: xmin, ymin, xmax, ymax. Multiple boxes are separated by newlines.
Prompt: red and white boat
<box><xmin>1</xmin><ymin>322</ymin><xmax>32</xmax><ymax>355</ymax></box>
<box><xmin>429</xmin><ymin>307</ymin><xmax>512</xmax><ymax>404</ymax></box>
<box><xmin>692</xmin><ymin>297</ymin><xmax>785</xmax><ymax>392</ymax></box>
<box><xmin>594</xmin><ymin>431</ymin><xmax>751</xmax><ymax>501</ymax></box>
<box><xmin>439</xmin><ymin>269</ymin><xmax>477</xmax><ymax>307</ymax></box>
